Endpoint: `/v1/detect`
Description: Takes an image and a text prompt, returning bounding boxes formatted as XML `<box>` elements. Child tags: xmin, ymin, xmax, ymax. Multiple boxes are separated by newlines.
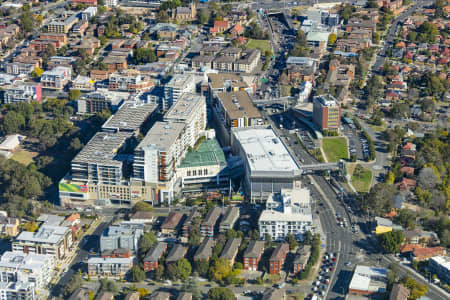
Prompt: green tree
<box><xmin>206</xmin><ymin>287</ymin><xmax>236</xmax><ymax>300</ymax></box>
<box><xmin>209</xmin><ymin>258</ymin><xmax>232</xmax><ymax>283</ymax></box>
<box><xmin>99</xmin><ymin>279</ymin><xmax>118</xmax><ymax>294</ymax></box>
<box><xmin>286</xmin><ymin>233</ymin><xmax>299</xmax><ymax>250</ymax></box>
<box><xmin>182</xmin><ymin>277</ymin><xmax>202</xmax><ymax>300</ymax></box>
<box><xmin>133</xmin><ymin>47</ymin><xmax>157</xmax><ymax>64</ymax></box>
<box><xmin>69</xmin><ymin>89</ymin><xmax>81</xmax><ymax>101</ymax></box>
<box><xmin>154</xmin><ymin>264</ymin><xmax>164</xmax><ymax>280</ymax></box>
<box><xmin>132</xmin><ymin>201</ymin><xmax>154</xmax><ymax>213</ymax></box>
<box><xmin>296</xmin><ymin>29</ymin><xmax>307</xmax><ymax>47</ymax></box>
<box><xmin>131</xmin><ymin>265</ymin><xmax>146</xmax><ymax>282</ymax></box>
<box><xmin>69</xmin><ymin>137</ymin><xmax>83</xmax><ymax>152</ymax></box>
<box><xmin>63</xmin><ymin>274</ymin><xmax>82</xmax><ymax>297</ymax></box>
<box><xmin>1</xmin><ymin>111</ymin><xmax>25</xmax><ymax>134</ymax></box>
<box><xmin>198</xmin><ymin>8</ymin><xmax>210</xmax><ymax>24</ymax></box>
<box><xmin>402</xmin><ymin>277</ymin><xmax>428</xmax><ymax>300</ymax></box>
<box><xmin>138</xmin><ymin>232</ymin><xmax>157</xmax><ymax>260</ymax></box>
<box><xmin>176</xmin><ymin>258</ymin><xmax>192</xmax><ymax>280</ymax></box>
<box><xmin>377</xmin><ymin>230</ymin><xmax>404</xmax><ymax>253</ymax></box>
<box><xmin>194</xmin><ymin>259</ymin><xmax>210</xmax><ymax>277</ymax></box>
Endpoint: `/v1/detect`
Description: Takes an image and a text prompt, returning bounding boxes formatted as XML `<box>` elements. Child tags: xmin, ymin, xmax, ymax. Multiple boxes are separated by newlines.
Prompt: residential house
<box><xmin>396</xmin><ymin>178</ymin><xmax>416</xmax><ymax>191</ymax></box>
<box><xmin>389</xmin><ymin>284</ymin><xmax>410</xmax><ymax>300</ymax></box>
<box><xmin>0</xmin><ymin>216</ymin><xmax>19</xmax><ymax>237</ymax></box>
<box><xmin>413</xmin><ymin>247</ymin><xmax>445</xmax><ymax>261</ymax></box>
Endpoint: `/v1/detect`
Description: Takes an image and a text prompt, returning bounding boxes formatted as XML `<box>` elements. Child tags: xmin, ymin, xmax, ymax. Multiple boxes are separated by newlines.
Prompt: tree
<box><xmin>176</xmin><ymin>258</ymin><xmax>192</xmax><ymax>280</ymax></box>
<box><xmin>1</xmin><ymin>111</ymin><xmax>25</xmax><ymax>134</ymax></box>
<box><xmin>194</xmin><ymin>259</ymin><xmax>210</xmax><ymax>277</ymax></box>
<box><xmin>131</xmin><ymin>265</ymin><xmax>146</xmax><ymax>282</ymax></box>
<box><xmin>418</xmin><ymin>167</ymin><xmax>439</xmax><ymax>190</ymax></box>
<box><xmin>328</xmin><ymin>33</ymin><xmax>337</xmax><ymax>45</ymax></box>
<box><xmin>209</xmin><ymin>258</ymin><xmax>232</xmax><ymax>283</ymax></box>
<box><xmin>396</xmin><ymin>209</ymin><xmax>416</xmax><ymax>230</ymax></box>
<box><xmin>63</xmin><ymin>274</ymin><xmax>82</xmax><ymax>297</ymax></box>
<box><xmin>154</xmin><ymin>264</ymin><xmax>164</xmax><ymax>280</ymax></box>
<box><xmin>363</xmin><ymin>183</ymin><xmax>397</xmax><ymax>214</ymax></box>
<box><xmin>386</xmin><ymin>171</ymin><xmax>395</xmax><ymax>184</ymax></box>
<box><xmin>182</xmin><ymin>277</ymin><xmax>202</xmax><ymax>300</ymax></box>
<box><xmin>133</xmin><ymin>47</ymin><xmax>157</xmax><ymax>65</ymax></box>
<box><xmin>31</xmin><ymin>67</ymin><xmax>43</xmax><ymax>79</ymax></box>
<box><xmin>402</xmin><ymin>277</ymin><xmax>428</xmax><ymax>300</ymax></box>
<box><xmin>132</xmin><ymin>201</ymin><xmax>154</xmax><ymax>213</ymax></box>
<box><xmin>139</xmin><ymin>232</ymin><xmax>157</xmax><ymax>260</ymax></box>
<box><xmin>198</xmin><ymin>8</ymin><xmax>210</xmax><ymax>24</ymax></box>
<box><xmin>69</xmin><ymin>137</ymin><xmax>83</xmax><ymax>152</ymax></box>
<box><xmin>206</xmin><ymin>287</ymin><xmax>236</xmax><ymax>300</ymax></box>
<box><xmin>69</xmin><ymin>89</ymin><xmax>81</xmax><ymax>101</ymax></box>
<box><xmin>99</xmin><ymin>279</ymin><xmax>118</xmax><ymax>294</ymax></box>
<box><xmin>19</xmin><ymin>11</ymin><xmax>34</xmax><ymax>33</ymax></box>
<box><xmin>377</xmin><ymin>230</ymin><xmax>404</xmax><ymax>253</ymax></box>
<box><xmin>366</xmin><ymin>0</ymin><xmax>378</xmax><ymax>8</ymax></box>
<box><xmin>286</xmin><ymin>233</ymin><xmax>299</xmax><ymax>250</ymax></box>
<box><xmin>296</xmin><ymin>29</ymin><xmax>306</xmax><ymax>46</ymax></box>
<box><xmin>137</xmin><ymin>288</ymin><xmax>149</xmax><ymax>297</ymax></box>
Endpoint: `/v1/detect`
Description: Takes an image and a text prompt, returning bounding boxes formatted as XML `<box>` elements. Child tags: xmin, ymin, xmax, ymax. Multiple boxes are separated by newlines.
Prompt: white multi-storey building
<box><xmin>0</xmin><ymin>252</ymin><xmax>54</xmax><ymax>290</ymax></box>
<box><xmin>164</xmin><ymin>93</ymin><xmax>206</xmax><ymax>148</ymax></box>
<box><xmin>163</xmin><ymin>74</ymin><xmax>196</xmax><ymax>110</ymax></box>
<box><xmin>133</xmin><ymin>121</ymin><xmax>187</xmax><ymax>204</ymax></box>
<box><xmin>259</xmin><ymin>188</ymin><xmax>313</xmax><ymax>241</ymax></box>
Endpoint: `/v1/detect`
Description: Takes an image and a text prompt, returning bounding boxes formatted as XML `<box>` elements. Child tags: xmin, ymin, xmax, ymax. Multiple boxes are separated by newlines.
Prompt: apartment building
<box><xmin>166</xmin><ymin>244</ymin><xmax>188</xmax><ymax>263</ymax></box>
<box><xmin>161</xmin><ymin>212</ymin><xmax>184</xmax><ymax>235</ymax></box>
<box><xmin>100</xmin><ymin>223</ymin><xmax>144</xmax><ymax>253</ymax></box>
<box><xmin>163</xmin><ymin>74</ymin><xmax>196</xmax><ymax>110</ymax></box>
<box><xmin>4</xmin><ymin>82</ymin><xmax>41</xmax><ymax>104</ymax></box>
<box><xmin>0</xmin><ymin>282</ymin><xmax>35</xmax><ymax>300</ymax></box>
<box><xmin>81</xmin><ymin>7</ymin><xmax>98</xmax><ymax>20</ymax></box>
<box><xmin>48</xmin><ymin>15</ymin><xmax>79</xmax><ymax>33</ymax></box>
<box><xmin>293</xmin><ymin>245</ymin><xmax>311</xmax><ymax>274</ymax></box>
<box><xmin>101</xmin><ymin>101</ymin><xmax>157</xmax><ymax>134</ymax></box>
<box><xmin>88</xmin><ymin>257</ymin><xmax>133</xmax><ymax>278</ymax></box>
<box><xmin>132</xmin><ymin>121</ymin><xmax>187</xmax><ymax>205</ymax></box>
<box><xmin>0</xmin><ymin>217</ymin><xmax>19</xmax><ymax>237</ymax></box>
<box><xmin>108</xmin><ymin>71</ymin><xmax>154</xmax><ymax>92</ymax></box>
<box><xmin>243</xmin><ymin>241</ymin><xmax>265</xmax><ymax>271</ymax></box>
<box><xmin>215</xmin><ymin>91</ymin><xmax>263</xmax><ymax>129</ymax></box>
<box><xmin>207</xmin><ymin>73</ymin><xmax>257</xmax><ymax>97</ymax></box>
<box><xmin>70</xmin><ymin>131</ymin><xmax>132</xmax><ymax>186</ymax></box>
<box><xmin>164</xmin><ymin>93</ymin><xmax>206</xmax><ymax>148</ymax></box>
<box><xmin>76</xmin><ymin>89</ymin><xmax>130</xmax><ymax>114</ymax></box>
<box><xmin>219</xmin><ymin>206</ymin><xmax>239</xmax><ymax>233</ymax></box>
<box><xmin>41</xmin><ymin>66</ymin><xmax>72</xmax><ymax>90</ymax></box>
<box><xmin>428</xmin><ymin>256</ymin><xmax>450</xmax><ymax>284</ymax></box>
<box><xmin>103</xmin><ymin>56</ymin><xmax>127</xmax><ymax>72</ymax></box>
<box><xmin>220</xmin><ymin>238</ymin><xmax>241</xmax><ymax>266</ymax></box>
<box><xmin>5</xmin><ymin>62</ymin><xmax>35</xmax><ymax>76</ymax></box>
<box><xmin>231</xmin><ymin>127</ymin><xmax>301</xmax><ymax>203</ymax></box>
<box><xmin>47</xmin><ymin>56</ymin><xmax>76</xmax><ymax>69</ymax></box>
<box><xmin>259</xmin><ymin>188</ymin><xmax>313</xmax><ymax>241</ymax></box>
<box><xmin>0</xmin><ymin>252</ymin><xmax>54</xmax><ymax>289</ymax></box>
<box><xmin>13</xmin><ymin>225</ymin><xmax>73</xmax><ymax>261</ymax></box>
<box><xmin>143</xmin><ymin>242</ymin><xmax>167</xmax><ymax>272</ymax></box>
<box><xmin>181</xmin><ymin>208</ymin><xmax>200</xmax><ymax>243</ymax></box>
<box><xmin>269</xmin><ymin>243</ymin><xmax>289</xmax><ymax>275</ymax></box>
<box><xmin>312</xmin><ymin>94</ymin><xmax>341</xmax><ymax>133</ymax></box>
<box><xmin>193</xmin><ymin>237</ymin><xmax>215</xmax><ymax>261</ymax></box>
<box><xmin>71</xmin><ymin>0</ymin><xmax>98</xmax><ymax>6</ymax></box>
<box><xmin>200</xmin><ymin>207</ymin><xmax>221</xmax><ymax>237</ymax></box>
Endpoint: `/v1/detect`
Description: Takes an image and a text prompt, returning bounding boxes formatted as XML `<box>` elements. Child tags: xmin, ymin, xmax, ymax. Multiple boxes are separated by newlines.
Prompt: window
<box><xmin>204</xmin><ymin>169</ymin><xmax>208</xmax><ymax>175</ymax></box>
<box><xmin>198</xmin><ymin>170</ymin><xmax>202</xmax><ymax>176</ymax></box>
<box><xmin>187</xmin><ymin>171</ymin><xmax>191</xmax><ymax>176</ymax></box>
<box><xmin>193</xmin><ymin>170</ymin><xmax>196</xmax><ymax>176</ymax></box>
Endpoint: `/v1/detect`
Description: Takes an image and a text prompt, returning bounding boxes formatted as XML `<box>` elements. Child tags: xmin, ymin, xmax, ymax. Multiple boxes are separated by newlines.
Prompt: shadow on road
<box><xmin>331</xmin><ymin>269</ymin><xmax>353</xmax><ymax>295</ymax></box>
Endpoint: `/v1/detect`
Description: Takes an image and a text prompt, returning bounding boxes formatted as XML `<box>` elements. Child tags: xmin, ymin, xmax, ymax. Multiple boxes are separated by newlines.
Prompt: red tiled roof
<box><xmin>402</xmin><ymin>142</ymin><xmax>414</xmax><ymax>150</ymax></box>
<box><xmin>413</xmin><ymin>247</ymin><xmax>444</xmax><ymax>258</ymax></box>
<box><xmin>400</xmin><ymin>244</ymin><xmax>422</xmax><ymax>253</ymax></box>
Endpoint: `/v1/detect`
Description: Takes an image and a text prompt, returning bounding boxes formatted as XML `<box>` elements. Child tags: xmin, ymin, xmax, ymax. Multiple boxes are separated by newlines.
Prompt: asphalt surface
<box><xmin>49</xmin><ymin>218</ymin><xmax>111</xmax><ymax>298</ymax></box>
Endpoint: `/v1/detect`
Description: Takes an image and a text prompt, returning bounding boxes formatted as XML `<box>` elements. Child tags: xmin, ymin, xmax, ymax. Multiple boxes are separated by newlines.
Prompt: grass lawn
<box><xmin>246</xmin><ymin>39</ymin><xmax>271</xmax><ymax>54</ymax></box>
<box><xmin>350</xmin><ymin>164</ymin><xmax>372</xmax><ymax>193</ymax></box>
<box><xmin>322</xmin><ymin>137</ymin><xmax>349</xmax><ymax>162</ymax></box>
<box><xmin>11</xmin><ymin>150</ymin><xmax>37</xmax><ymax>166</ymax></box>
<box><xmin>369</xmin><ymin>123</ymin><xmax>386</xmax><ymax>132</ymax></box>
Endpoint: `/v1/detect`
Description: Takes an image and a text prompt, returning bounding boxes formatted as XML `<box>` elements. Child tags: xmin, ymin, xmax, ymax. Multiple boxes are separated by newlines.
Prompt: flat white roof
<box><xmin>349</xmin><ymin>265</ymin><xmax>387</xmax><ymax>293</ymax></box>
<box><xmin>233</xmin><ymin>127</ymin><xmax>300</xmax><ymax>174</ymax></box>
<box><xmin>430</xmin><ymin>256</ymin><xmax>450</xmax><ymax>270</ymax></box>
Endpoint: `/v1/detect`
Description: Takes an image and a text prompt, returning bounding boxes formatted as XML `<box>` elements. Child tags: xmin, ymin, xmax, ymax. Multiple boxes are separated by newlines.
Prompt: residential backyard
<box><xmin>246</xmin><ymin>39</ymin><xmax>271</xmax><ymax>54</ymax></box>
<box><xmin>349</xmin><ymin>164</ymin><xmax>372</xmax><ymax>193</ymax></box>
<box><xmin>322</xmin><ymin>137</ymin><xmax>349</xmax><ymax>162</ymax></box>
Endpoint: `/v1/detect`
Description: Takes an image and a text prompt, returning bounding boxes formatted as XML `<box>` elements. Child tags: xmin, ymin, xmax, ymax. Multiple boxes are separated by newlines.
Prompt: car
<box><xmin>345</xmin><ymin>261</ymin><xmax>352</xmax><ymax>266</ymax></box>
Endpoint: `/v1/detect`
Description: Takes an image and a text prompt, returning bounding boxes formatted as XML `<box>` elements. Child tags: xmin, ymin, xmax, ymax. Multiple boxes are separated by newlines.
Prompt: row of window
<box><xmin>186</xmin><ymin>169</ymin><xmax>209</xmax><ymax>177</ymax></box>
